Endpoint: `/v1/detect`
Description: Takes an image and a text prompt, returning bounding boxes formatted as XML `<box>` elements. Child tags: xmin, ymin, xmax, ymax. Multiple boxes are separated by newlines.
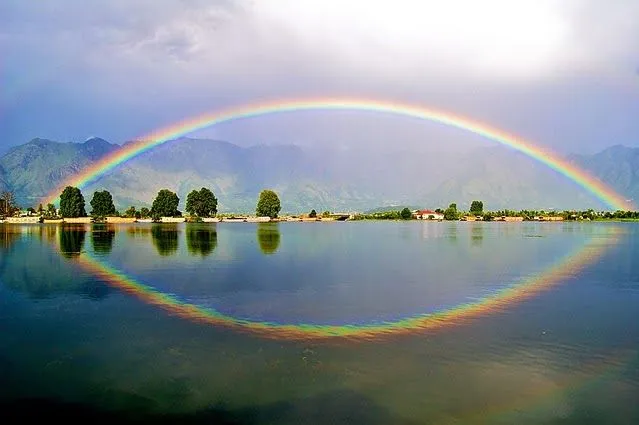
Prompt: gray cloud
<box><xmin>1</xmin><ymin>0</ymin><xmax>638</xmax><ymax>153</ymax></box>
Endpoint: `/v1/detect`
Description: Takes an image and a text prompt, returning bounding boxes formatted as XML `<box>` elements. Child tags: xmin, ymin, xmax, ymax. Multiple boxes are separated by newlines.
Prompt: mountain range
<box><xmin>0</xmin><ymin>137</ymin><xmax>637</xmax><ymax>213</ymax></box>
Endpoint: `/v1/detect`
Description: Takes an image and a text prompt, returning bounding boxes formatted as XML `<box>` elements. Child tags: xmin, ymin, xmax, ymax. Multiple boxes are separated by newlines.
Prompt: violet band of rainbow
<box><xmin>44</xmin><ymin>98</ymin><xmax>633</xmax><ymax>210</ymax></box>
<box><xmin>76</xmin><ymin>226</ymin><xmax>620</xmax><ymax>342</ymax></box>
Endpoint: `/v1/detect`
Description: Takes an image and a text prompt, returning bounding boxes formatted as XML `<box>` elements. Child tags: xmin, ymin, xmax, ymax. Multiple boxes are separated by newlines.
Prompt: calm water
<box><xmin>1</xmin><ymin>221</ymin><xmax>638</xmax><ymax>424</ymax></box>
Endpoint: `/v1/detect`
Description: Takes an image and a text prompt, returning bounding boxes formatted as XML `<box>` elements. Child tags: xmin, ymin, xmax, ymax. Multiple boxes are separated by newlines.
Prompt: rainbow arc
<box><xmin>44</xmin><ymin>98</ymin><xmax>633</xmax><ymax>210</ymax></box>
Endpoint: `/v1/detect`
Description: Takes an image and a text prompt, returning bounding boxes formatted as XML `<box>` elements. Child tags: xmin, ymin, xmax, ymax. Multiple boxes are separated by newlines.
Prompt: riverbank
<box><xmin>2</xmin><ymin>215</ymin><xmax>638</xmax><ymax>225</ymax></box>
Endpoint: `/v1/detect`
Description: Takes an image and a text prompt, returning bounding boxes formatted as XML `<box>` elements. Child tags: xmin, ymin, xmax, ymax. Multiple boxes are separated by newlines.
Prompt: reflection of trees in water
<box><xmin>257</xmin><ymin>223</ymin><xmax>280</xmax><ymax>255</ymax></box>
<box><xmin>0</xmin><ymin>233</ymin><xmax>109</xmax><ymax>299</ymax></box>
<box><xmin>471</xmin><ymin>223</ymin><xmax>484</xmax><ymax>246</ymax></box>
<box><xmin>59</xmin><ymin>225</ymin><xmax>87</xmax><ymax>258</ymax></box>
<box><xmin>445</xmin><ymin>222</ymin><xmax>458</xmax><ymax>242</ymax></box>
<box><xmin>91</xmin><ymin>224</ymin><xmax>115</xmax><ymax>255</ymax></box>
<box><xmin>126</xmin><ymin>226</ymin><xmax>152</xmax><ymax>238</ymax></box>
<box><xmin>0</xmin><ymin>227</ymin><xmax>20</xmax><ymax>251</ymax></box>
<box><xmin>151</xmin><ymin>224</ymin><xmax>179</xmax><ymax>256</ymax></box>
<box><xmin>40</xmin><ymin>225</ymin><xmax>58</xmax><ymax>244</ymax></box>
<box><xmin>186</xmin><ymin>224</ymin><xmax>217</xmax><ymax>257</ymax></box>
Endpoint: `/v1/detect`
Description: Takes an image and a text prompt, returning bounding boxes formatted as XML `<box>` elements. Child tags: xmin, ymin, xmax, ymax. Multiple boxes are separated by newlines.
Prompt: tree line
<box><xmin>39</xmin><ymin>186</ymin><xmax>283</xmax><ymax>220</ymax></box>
<box><xmin>3</xmin><ymin>189</ymin><xmax>639</xmax><ymax>221</ymax></box>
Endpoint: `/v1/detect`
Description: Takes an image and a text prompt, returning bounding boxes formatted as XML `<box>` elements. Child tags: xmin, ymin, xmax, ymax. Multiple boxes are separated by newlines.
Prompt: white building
<box><xmin>414</xmin><ymin>209</ymin><xmax>444</xmax><ymax>220</ymax></box>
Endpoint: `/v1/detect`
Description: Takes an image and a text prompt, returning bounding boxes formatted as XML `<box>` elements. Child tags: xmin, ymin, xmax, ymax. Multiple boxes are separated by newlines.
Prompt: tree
<box><xmin>444</xmin><ymin>203</ymin><xmax>458</xmax><ymax>221</ymax></box>
<box><xmin>186</xmin><ymin>187</ymin><xmax>218</xmax><ymax>217</ymax></box>
<box><xmin>46</xmin><ymin>203</ymin><xmax>57</xmax><ymax>218</ymax></box>
<box><xmin>322</xmin><ymin>210</ymin><xmax>331</xmax><ymax>218</ymax></box>
<box><xmin>151</xmin><ymin>189</ymin><xmax>179</xmax><ymax>217</ymax></box>
<box><xmin>400</xmin><ymin>207</ymin><xmax>412</xmax><ymax>220</ymax></box>
<box><xmin>0</xmin><ymin>191</ymin><xmax>17</xmax><ymax>216</ymax></box>
<box><xmin>59</xmin><ymin>186</ymin><xmax>86</xmax><ymax>218</ymax></box>
<box><xmin>309</xmin><ymin>209</ymin><xmax>317</xmax><ymax>218</ymax></box>
<box><xmin>470</xmin><ymin>200</ymin><xmax>484</xmax><ymax>215</ymax></box>
<box><xmin>255</xmin><ymin>189</ymin><xmax>281</xmax><ymax>218</ymax></box>
<box><xmin>37</xmin><ymin>203</ymin><xmax>44</xmax><ymax>215</ymax></box>
<box><xmin>90</xmin><ymin>190</ymin><xmax>116</xmax><ymax>217</ymax></box>
<box><xmin>124</xmin><ymin>206</ymin><xmax>138</xmax><ymax>218</ymax></box>
<box><xmin>140</xmin><ymin>207</ymin><xmax>151</xmax><ymax>219</ymax></box>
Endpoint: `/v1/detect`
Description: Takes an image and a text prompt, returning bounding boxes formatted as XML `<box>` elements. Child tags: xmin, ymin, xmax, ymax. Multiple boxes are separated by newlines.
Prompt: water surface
<box><xmin>1</xmin><ymin>222</ymin><xmax>637</xmax><ymax>424</ymax></box>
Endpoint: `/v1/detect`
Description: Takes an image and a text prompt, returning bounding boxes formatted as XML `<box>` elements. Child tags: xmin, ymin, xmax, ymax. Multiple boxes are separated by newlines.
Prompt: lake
<box><xmin>1</xmin><ymin>221</ymin><xmax>638</xmax><ymax>424</ymax></box>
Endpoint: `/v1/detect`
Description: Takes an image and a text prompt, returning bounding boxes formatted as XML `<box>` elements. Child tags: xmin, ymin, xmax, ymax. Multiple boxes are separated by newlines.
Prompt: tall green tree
<box><xmin>444</xmin><ymin>203</ymin><xmax>458</xmax><ymax>221</ymax></box>
<box><xmin>140</xmin><ymin>207</ymin><xmax>151</xmax><ymax>219</ymax></box>
<box><xmin>469</xmin><ymin>200</ymin><xmax>484</xmax><ymax>215</ymax></box>
<box><xmin>59</xmin><ymin>186</ymin><xmax>86</xmax><ymax>218</ymax></box>
<box><xmin>186</xmin><ymin>187</ymin><xmax>218</xmax><ymax>217</ymax></box>
<box><xmin>400</xmin><ymin>207</ymin><xmax>412</xmax><ymax>220</ymax></box>
<box><xmin>256</xmin><ymin>189</ymin><xmax>281</xmax><ymax>218</ymax></box>
<box><xmin>309</xmin><ymin>209</ymin><xmax>317</xmax><ymax>218</ymax></box>
<box><xmin>90</xmin><ymin>190</ymin><xmax>116</xmax><ymax>217</ymax></box>
<box><xmin>151</xmin><ymin>189</ymin><xmax>179</xmax><ymax>218</ymax></box>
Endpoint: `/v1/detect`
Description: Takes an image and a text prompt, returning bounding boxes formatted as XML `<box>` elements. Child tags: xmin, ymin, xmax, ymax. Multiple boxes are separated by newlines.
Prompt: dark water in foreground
<box><xmin>0</xmin><ymin>221</ymin><xmax>638</xmax><ymax>424</ymax></box>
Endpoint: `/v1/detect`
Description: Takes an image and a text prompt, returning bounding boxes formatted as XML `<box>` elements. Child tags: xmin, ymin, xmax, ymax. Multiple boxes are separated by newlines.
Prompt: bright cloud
<box><xmin>0</xmin><ymin>0</ymin><xmax>637</xmax><ymax>151</ymax></box>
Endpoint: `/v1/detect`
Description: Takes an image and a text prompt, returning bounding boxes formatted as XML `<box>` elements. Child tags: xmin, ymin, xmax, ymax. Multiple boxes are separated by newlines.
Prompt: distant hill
<box><xmin>364</xmin><ymin>206</ymin><xmax>423</xmax><ymax>214</ymax></box>
<box><xmin>0</xmin><ymin>164</ymin><xmax>8</xmax><ymax>192</ymax></box>
<box><xmin>0</xmin><ymin>136</ymin><xmax>637</xmax><ymax>212</ymax></box>
<box><xmin>0</xmin><ymin>137</ymin><xmax>118</xmax><ymax>205</ymax></box>
<box><xmin>568</xmin><ymin>145</ymin><xmax>639</xmax><ymax>206</ymax></box>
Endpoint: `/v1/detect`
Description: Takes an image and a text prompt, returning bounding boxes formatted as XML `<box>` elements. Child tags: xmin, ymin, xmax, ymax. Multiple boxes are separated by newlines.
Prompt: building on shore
<box><xmin>413</xmin><ymin>209</ymin><xmax>444</xmax><ymax>220</ymax></box>
<box><xmin>533</xmin><ymin>216</ymin><xmax>564</xmax><ymax>221</ymax></box>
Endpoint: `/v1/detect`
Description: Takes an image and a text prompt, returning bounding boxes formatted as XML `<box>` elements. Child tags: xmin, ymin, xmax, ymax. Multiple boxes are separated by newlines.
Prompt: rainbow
<box><xmin>76</xmin><ymin>226</ymin><xmax>619</xmax><ymax>341</ymax></box>
<box><xmin>44</xmin><ymin>98</ymin><xmax>633</xmax><ymax>210</ymax></box>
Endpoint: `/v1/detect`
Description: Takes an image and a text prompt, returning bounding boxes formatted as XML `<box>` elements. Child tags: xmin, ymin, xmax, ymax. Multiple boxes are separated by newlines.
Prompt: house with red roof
<box><xmin>413</xmin><ymin>209</ymin><xmax>444</xmax><ymax>220</ymax></box>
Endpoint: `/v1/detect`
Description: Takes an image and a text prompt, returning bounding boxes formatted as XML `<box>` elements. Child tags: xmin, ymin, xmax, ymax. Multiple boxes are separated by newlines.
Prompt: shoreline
<box><xmin>2</xmin><ymin>217</ymin><xmax>639</xmax><ymax>225</ymax></box>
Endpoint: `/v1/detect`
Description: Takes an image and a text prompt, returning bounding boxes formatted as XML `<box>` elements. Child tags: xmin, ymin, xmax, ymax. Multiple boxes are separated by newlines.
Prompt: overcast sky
<box><xmin>1</xmin><ymin>0</ymin><xmax>638</xmax><ymax>154</ymax></box>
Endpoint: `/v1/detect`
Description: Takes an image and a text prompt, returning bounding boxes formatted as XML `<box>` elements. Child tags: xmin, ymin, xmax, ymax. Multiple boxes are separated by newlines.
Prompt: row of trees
<box><xmin>54</xmin><ymin>186</ymin><xmax>282</xmax><ymax>219</ymax></box>
<box><xmin>10</xmin><ymin>189</ymin><xmax>639</xmax><ymax>221</ymax></box>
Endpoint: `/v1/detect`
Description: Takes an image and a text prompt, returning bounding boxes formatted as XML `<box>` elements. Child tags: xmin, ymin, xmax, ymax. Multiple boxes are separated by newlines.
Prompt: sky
<box><xmin>1</xmin><ymin>0</ymin><xmax>638</xmax><ymax>154</ymax></box>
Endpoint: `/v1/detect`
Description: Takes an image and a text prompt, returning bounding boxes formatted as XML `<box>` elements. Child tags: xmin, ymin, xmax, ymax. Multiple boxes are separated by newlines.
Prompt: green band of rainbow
<box><xmin>44</xmin><ymin>98</ymin><xmax>633</xmax><ymax>210</ymax></box>
<box><xmin>76</xmin><ymin>227</ymin><xmax>619</xmax><ymax>341</ymax></box>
